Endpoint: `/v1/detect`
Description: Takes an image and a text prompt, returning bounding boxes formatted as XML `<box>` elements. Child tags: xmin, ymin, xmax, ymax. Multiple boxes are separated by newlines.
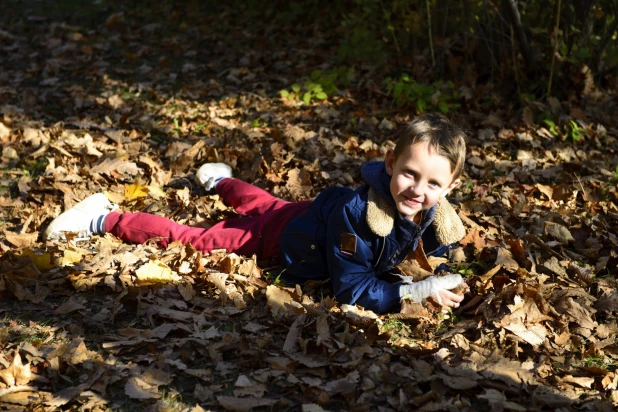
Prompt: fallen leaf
<box><xmin>135</xmin><ymin>260</ymin><xmax>181</xmax><ymax>284</ymax></box>
<box><xmin>266</xmin><ymin>285</ymin><xmax>293</xmax><ymax>318</ymax></box>
<box><xmin>4</xmin><ymin>232</ymin><xmax>38</xmax><ymax>248</ymax></box>
<box><xmin>125</xmin><ymin>376</ymin><xmax>160</xmax><ymax>399</ymax></box>
<box><xmin>544</xmin><ymin>221</ymin><xmax>574</xmax><ymax>245</ymax></box>
<box><xmin>500</xmin><ymin>318</ymin><xmax>547</xmax><ymax>346</ymax></box>
<box><xmin>216</xmin><ymin>396</ymin><xmax>276</xmax><ymax>411</ymax></box>
<box><xmin>124</xmin><ymin>181</ymin><xmax>150</xmax><ymax>200</ymax></box>
<box><xmin>562</xmin><ymin>375</ymin><xmax>594</xmax><ymax>388</ymax></box>
<box><xmin>54</xmin><ymin>300</ymin><xmax>86</xmax><ymax>315</ymax></box>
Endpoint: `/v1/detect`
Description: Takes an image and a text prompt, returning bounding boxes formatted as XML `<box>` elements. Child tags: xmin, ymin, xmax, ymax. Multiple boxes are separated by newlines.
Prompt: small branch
<box><xmin>503</xmin><ymin>0</ymin><xmax>535</xmax><ymax>69</ymax></box>
<box><xmin>426</xmin><ymin>0</ymin><xmax>435</xmax><ymax>67</ymax></box>
<box><xmin>547</xmin><ymin>0</ymin><xmax>562</xmax><ymax>96</ymax></box>
<box><xmin>593</xmin><ymin>16</ymin><xmax>618</xmax><ymax>72</ymax></box>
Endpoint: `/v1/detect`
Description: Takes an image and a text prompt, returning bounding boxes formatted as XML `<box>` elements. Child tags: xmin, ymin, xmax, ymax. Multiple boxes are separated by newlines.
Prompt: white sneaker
<box><xmin>43</xmin><ymin>193</ymin><xmax>118</xmax><ymax>241</ymax></box>
<box><xmin>195</xmin><ymin>163</ymin><xmax>233</xmax><ymax>190</ymax></box>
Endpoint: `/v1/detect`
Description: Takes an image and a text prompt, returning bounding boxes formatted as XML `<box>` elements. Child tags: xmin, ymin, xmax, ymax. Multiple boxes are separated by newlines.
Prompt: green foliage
<box><xmin>337</xmin><ymin>0</ymin><xmax>386</xmax><ymax>63</ymax></box>
<box><xmin>583</xmin><ymin>355</ymin><xmax>617</xmax><ymax>371</ymax></box>
<box><xmin>21</xmin><ymin>158</ymin><xmax>48</xmax><ymax>178</ymax></box>
<box><xmin>386</xmin><ymin>74</ymin><xmax>460</xmax><ymax>113</ymax></box>
<box><xmin>280</xmin><ymin>66</ymin><xmax>354</xmax><ymax>105</ymax></box>
<box><xmin>435</xmin><ymin>308</ymin><xmax>457</xmax><ymax>334</ymax></box>
<box><xmin>566</xmin><ymin>120</ymin><xmax>582</xmax><ymax>141</ymax></box>
<box><xmin>379</xmin><ymin>317</ymin><xmax>409</xmax><ymax>340</ymax></box>
<box><xmin>451</xmin><ymin>261</ymin><xmax>486</xmax><ymax>277</ymax></box>
<box><xmin>543</xmin><ymin>119</ymin><xmax>560</xmax><ymax>136</ymax></box>
<box><xmin>193</xmin><ymin>123</ymin><xmax>207</xmax><ymax>134</ymax></box>
<box><xmin>265</xmin><ymin>270</ymin><xmax>286</xmax><ymax>287</ymax></box>
<box><xmin>543</xmin><ymin>118</ymin><xmax>586</xmax><ymax>141</ymax></box>
<box><xmin>614</xmin><ymin>165</ymin><xmax>618</xmax><ymax>180</ymax></box>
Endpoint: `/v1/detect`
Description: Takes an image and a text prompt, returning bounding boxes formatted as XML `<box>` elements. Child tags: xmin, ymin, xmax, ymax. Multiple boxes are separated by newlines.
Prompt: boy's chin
<box><xmin>396</xmin><ymin>203</ymin><xmax>421</xmax><ymax>220</ymax></box>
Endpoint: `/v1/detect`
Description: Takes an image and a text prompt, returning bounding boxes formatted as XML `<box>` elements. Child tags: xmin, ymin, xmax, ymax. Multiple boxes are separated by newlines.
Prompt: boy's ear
<box><xmin>385</xmin><ymin>149</ymin><xmax>395</xmax><ymax>176</ymax></box>
<box><xmin>441</xmin><ymin>178</ymin><xmax>461</xmax><ymax>197</ymax></box>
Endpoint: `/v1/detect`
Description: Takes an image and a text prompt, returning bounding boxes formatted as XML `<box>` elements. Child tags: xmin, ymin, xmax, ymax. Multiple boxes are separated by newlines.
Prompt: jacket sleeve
<box><xmin>325</xmin><ymin>198</ymin><xmax>401</xmax><ymax>314</ymax></box>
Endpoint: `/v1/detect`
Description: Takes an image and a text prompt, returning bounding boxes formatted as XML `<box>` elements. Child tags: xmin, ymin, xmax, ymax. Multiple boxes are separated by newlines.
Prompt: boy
<box><xmin>44</xmin><ymin>114</ymin><xmax>467</xmax><ymax>314</ymax></box>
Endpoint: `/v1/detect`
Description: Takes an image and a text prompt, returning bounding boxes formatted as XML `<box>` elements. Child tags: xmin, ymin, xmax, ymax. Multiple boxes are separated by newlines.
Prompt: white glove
<box><xmin>399</xmin><ymin>274</ymin><xmax>463</xmax><ymax>305</ymax></box>
<box><xmin>195</xmin><ymin>163</ymin><xmax>233</xmax><ymax>190</ymax></box>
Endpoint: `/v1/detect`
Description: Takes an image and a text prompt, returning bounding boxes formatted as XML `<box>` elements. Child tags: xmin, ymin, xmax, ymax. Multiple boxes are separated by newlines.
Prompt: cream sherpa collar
<box><xmin>366</xmin><ymin>188</ymin><xmax>466</xmax><ymax>245</ymax></box>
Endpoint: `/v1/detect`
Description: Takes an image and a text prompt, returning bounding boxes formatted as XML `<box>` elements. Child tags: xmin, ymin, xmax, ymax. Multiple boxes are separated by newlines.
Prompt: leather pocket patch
<box><xmin>340</xmin><ymin>232</ymin><xmax>357</xmax><ymax>256</ymax></box>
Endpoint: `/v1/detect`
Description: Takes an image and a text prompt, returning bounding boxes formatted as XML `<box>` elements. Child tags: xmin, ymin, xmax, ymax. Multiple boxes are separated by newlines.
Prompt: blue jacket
<box><xmin>277</xmin><ymin>161</ymin><xmax>466</xmax><ymax>314</ymax></box>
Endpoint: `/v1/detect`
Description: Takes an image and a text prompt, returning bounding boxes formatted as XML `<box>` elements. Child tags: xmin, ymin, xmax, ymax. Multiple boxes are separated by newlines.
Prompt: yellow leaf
<box><xmin>22</xmin><ymin>249</ymin><xmax>56</xmax><ymax>271</ymax></box>
<box><xmin>135</xmin><ymin>260</ymin><xmax>181</xmax><ymax>284</ymax></box>
<box><xmin>147</xmin><ymin>185</ymin><xmax>166</xmax><ymax>198</ymax></box>
<box><xmin>59</xmin><ymin>250</ymin><xmax>82</xmax><ymax>266</ymax></box>
<box><xmin>105</xmin><ymin>191</ymin><xmax>125</xmax><ymax>204</ymax></box>
<box><xmin>124</xmin><ymin>181</ymin><xmax>149</xmax><ymax>200</ymax></box>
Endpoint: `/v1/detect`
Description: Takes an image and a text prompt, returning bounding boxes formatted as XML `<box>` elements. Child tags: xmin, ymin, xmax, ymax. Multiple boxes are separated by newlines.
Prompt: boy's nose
<box><xmin>410</xmin><ymin>182</ymin><xmax>425</xmax><ymax>196</ymax></box>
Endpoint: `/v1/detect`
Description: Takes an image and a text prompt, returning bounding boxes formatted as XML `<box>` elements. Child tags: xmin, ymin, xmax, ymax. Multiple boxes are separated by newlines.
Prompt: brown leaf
<box><xmin>125</xmin><ymin>376</ymin><xmax>160</xmax><ymax>399</ymax></box>
<box><xmin>480</xmin><ymin>356</ymin><xmax>536</xmax><ymax>387</ymax></box>
<box><xmin>4</xmin><ymin>232</ymin><xmax>38</xmax><ymax>248</ymax></box>
<box><xmin>286</xmin><ymin>168</ymin><xmax>311</xmax><ymax>200</ymax></box>
<box><xmin>0</xmin><ymin>122</ymin><xmax>11</xmax><ymax>140</ymax></box>
<box><xmin>438</xmin><ymin>373</ymin><xmax>478</xmax><ymax>390</ymax></box>
<box><xmin>340</xmin><ymin>304</ymin><xmax>378</xmax><ymax>328</ymax></box>
<box><xmin>0</xmin><ymin>390</ymin><xmax>39</xmax><ymax>405</ymax></box>
<box><xmin>595</xmin><ymin>290</ymin><xmax>618</xmax><ymax>314</ymax></box>
<box><xmin>542</xmin><ymin>256</ymin><xmax>567</xmax><ymax>277</ymax></box>
<box><xmin>394</xmin><ymin>300</ymin><xmax>432</xmax><ymax>321</ymax></box>
<box><xmin>499</xmin><ymin>318</ymin><xmax>547</xmax><ymax>346</ymax></box>
<box><xmin>554</xmin><ymin>297</ymin><xmax>597</xmax><ymax>330</ymax></box>
<box><xmin>283</xmin><ymin>315</ymin><xmax>307</xmax><ymax>353</ymax></box>
<box><xmin>216</xmin><ymin>396</ymin><xmax>276</xmax><ymax>412</ymax></box>
<box><xmin>264</xmin><ymin>356</ymin><xmax>298</xmax><ymax>372</ymax></box>
<box><xmin>562</xmin><ymin>375</ymin><xmax>594</xmax><ymax>388</ymax></box>
<box><xmin>266</xmin><ymin>285</ymin><xmax>293</xmax><ymax>319</ymax></box>
<box><xmin>53</xmin><ymin>299</ymin><xmax>86</xmax><ymax>315</ymax></box>
<box><xmin>536</xmin><ymin>184</ymin><xmax>554</xmax><ymax>200</ymax></box>
<box><xmin>544</xmin><ymin>221</ymin><xmax>574</xmax><ymax>245</ymax></box>
<box><xmin>460</xmin><ymin>227</ymin><xmax>486</xmax><ymax>249</ymax></box>
<box><xmin>495</xmin><ymin>247</ymin><xmax>519</xmax><ymax>272</ymax></box>
<box><xmin>90</xmin><ymin>158</ymin><xmax>140</xmax><ymax>176</ymax></box>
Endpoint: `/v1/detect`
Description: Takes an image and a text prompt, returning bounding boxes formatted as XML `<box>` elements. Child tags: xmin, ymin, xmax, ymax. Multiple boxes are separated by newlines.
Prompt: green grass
<box><xmin>380</xmin><ymin>318</ymin><xmax>408</xmax><ymax>340</ymax></box>
<box><xmin>451</xmin><ymin>261</ymin><xmax>487</xmax><ymax>277</ymax></box>
<box><xmin>21</xmin><ymin>158</ymin><xmax>48</xmax><ymax>179</ymax></box>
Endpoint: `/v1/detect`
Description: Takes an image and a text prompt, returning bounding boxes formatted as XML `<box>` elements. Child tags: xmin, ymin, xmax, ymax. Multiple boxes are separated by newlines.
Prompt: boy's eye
<box><xmin>429</xmin><ymin>181</ymin><xmax>441</xmax><ymax>188</ymax></box>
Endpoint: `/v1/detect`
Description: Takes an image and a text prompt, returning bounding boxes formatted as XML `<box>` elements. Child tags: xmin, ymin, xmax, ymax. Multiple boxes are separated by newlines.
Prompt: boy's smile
<box><xmin>385</xmin><ymin>141</ymin><xmax>460</xmax><ymax>222</ymax></box>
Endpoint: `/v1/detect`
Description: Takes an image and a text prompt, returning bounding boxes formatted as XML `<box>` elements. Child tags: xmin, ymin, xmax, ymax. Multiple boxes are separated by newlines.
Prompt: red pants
<box><xmin>105</xmin><ymin>178</ymin><xmax>311</xmax><ymax>260</ymax></box>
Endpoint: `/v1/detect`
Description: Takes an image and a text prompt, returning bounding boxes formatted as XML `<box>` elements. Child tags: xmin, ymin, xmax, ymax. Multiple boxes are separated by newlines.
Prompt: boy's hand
<box><xmin>195</xmin><ymin>163</ymin><xmax>233</xmax><ymax>190</ymax></box>
<box><xmin>432</xmin><ymin>288</ymin><xmax>464</xmax><ymax>309</ymax></box>
<box><xmin>399</xmin><ymin>273</ymin><xmax>466</xmax><ymax>308</ymax></box>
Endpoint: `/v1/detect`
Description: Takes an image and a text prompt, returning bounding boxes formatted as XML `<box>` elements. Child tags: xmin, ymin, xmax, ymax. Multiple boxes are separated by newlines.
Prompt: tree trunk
<box><xmin>503</xmin><ymin>0</ymin><xmax>536</xmax><ymax>70</ymax></box>
<box><xmin>593</xmin><ymin>16</ymin><xmax>618</xmax><ymax>73</ymax></box>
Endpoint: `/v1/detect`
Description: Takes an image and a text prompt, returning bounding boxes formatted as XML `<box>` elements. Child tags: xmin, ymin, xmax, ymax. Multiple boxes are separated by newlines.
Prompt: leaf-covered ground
<box><xmin>1</xmin><ymin>2</ymin><xmax>618</xmax><ymax>411</ymax></box>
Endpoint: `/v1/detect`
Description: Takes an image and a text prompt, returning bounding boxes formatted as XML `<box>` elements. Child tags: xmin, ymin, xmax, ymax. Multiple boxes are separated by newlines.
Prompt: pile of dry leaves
<box><xmin>1</xmin><ymin>1</ymin><xmax>617</xmax><ymax>411</ymax></box>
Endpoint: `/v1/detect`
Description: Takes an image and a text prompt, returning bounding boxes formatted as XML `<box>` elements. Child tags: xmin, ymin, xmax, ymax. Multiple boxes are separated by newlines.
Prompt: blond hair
<box><xmin>393</xmin><ymin>114</ymin><xmax>466</xmax><ymax>179</ymax></box>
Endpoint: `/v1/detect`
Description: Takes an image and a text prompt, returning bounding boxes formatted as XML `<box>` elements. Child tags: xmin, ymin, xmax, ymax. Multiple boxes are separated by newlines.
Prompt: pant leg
<box><xmin>105</xmin><ymin>198</ymin><xmax>313</xmax><ymax>260</ymax></box>
<box><xmin>105</xmin><ymin>211</ymin><xmax>262</xmax><ymax>256</ymax></box>
<box><xmin>216</xmin><ymin>178</ymin><xmax>290</xmax><ymax>216</ymax></box>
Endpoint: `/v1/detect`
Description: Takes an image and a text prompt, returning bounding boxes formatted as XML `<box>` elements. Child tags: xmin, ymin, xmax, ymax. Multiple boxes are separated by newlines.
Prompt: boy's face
<box><xmin>385</xmin><ymin>141</ymin><xmax>461</xmax><ymax>221</ymax></box>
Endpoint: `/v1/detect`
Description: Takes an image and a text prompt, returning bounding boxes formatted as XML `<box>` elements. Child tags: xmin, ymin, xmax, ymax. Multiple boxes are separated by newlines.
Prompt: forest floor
<box><xmin>1</xmin><ymin>1</ymin><xmax>618</xmax><ymax>411</ymax></box>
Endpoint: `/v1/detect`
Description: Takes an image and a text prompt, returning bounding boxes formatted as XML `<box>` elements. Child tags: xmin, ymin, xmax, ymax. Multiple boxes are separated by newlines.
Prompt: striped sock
<box><xmin>89</xmin><ymin>214</ymin><xmax>109</xmax><ymax>235</ymax></box>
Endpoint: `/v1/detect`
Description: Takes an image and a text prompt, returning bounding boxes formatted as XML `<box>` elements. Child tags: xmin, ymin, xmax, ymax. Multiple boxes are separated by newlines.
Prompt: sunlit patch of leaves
<box><xmin>0</xmin><ymin>0</ymin><xmax>617</xmax><ymax>410</ymax></box>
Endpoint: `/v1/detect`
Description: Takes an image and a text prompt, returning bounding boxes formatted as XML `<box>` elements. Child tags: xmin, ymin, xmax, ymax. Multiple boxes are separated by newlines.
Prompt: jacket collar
<box><xmin>362</xmin><ymin>161</ymin><xmax>466</xmax><ymax>245</ymax></box>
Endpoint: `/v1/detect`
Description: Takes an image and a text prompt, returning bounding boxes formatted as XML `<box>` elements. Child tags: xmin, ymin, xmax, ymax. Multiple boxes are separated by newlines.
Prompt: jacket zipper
<box><xmin>374</xmin><ymin>237</ymin><xmax>386</xmax><ymax>268</ymax></box>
